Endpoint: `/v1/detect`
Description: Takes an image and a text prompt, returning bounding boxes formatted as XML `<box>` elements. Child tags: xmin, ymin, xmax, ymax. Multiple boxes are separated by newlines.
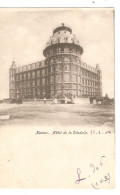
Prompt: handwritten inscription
<box><xmin>75</xmin><ymin>168</ymin><xmax>86</xmax><ymax>184</ymax></box>
<box><xmin>91</xmin><ymin>173</ymin><xmax>110</xmax><ymax>189</ymax></box>
<box><xmin>75</xmin><ymin>156</ymin><xmax>110</xmax><ymax>189</ymax></box>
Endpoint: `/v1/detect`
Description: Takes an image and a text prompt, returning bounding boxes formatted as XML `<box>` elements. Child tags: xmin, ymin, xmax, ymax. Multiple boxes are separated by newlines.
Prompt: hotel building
<box><xmin>9</xmin><ymin>24</ymin><xmax>102</xmax><ymax>99</ymax></box>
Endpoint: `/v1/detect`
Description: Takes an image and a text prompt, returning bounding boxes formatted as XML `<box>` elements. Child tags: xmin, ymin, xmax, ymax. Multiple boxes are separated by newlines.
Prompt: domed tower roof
<box><xmin>53</xmin><ymin>23</ymin><xmax>72</xmax><ymax>34</ymax></box>
<box><xmin>43</xmin><ymin>23</ymin><xmax>83</xmax><ymax>57</ymax></box>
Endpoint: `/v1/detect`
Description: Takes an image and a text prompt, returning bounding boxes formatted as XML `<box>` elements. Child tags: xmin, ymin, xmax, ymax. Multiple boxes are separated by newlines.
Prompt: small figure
<box><xmin>71</xmin><ymin>96</ymin><xmax>74</xmax><ymax>104</ymax></box>
<box><xmin>90</xmin><ymin>97</ymin><xmax>93</xmax><ymax>104</ymax></box>
<box><xmin>54</xmin><ymin>98</ymin><xmax>57</xmax><ymax>104</ymax></box>
<box><xmin>44</xmin><ymin>97</ymin><xmax>46</xmax><ymax>104</ymax></box>
<box><xmin>34</xmin><ymin>97</ymin><xmax>37</xmax><ymax>104</ymax></box>
<box><xmin>65</xmin><ymin>96</ymin><xmax>68</xmax><ymax>104</ymax></box>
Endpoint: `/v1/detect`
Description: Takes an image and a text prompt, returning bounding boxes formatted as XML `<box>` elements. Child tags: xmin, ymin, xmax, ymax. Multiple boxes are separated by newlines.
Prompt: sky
<box><xmin>0</xmin><ymin>8</ymin><xmax>114</xmax><ymax>99</ymax></box>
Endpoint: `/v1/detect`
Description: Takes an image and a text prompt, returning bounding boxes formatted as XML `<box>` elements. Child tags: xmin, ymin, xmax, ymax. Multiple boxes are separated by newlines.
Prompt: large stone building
<box><xmin>9</xmin><ymin>24</ymin><xmax>102</xmax><ymax>99</ymax></box>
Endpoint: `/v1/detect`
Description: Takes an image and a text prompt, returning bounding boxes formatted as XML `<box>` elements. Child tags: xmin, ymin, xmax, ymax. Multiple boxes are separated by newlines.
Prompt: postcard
<box><xmin>0</xmin><ymin>8</ymin><xmax>115</xmax><ymax>189</ymax></box>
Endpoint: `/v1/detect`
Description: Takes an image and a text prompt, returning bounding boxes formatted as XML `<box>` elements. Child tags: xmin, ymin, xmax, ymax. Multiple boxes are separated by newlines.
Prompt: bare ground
<box><xmin>0</xmin><ymin>103</ymin><xmax>115</xmax><ymax>127</ymax></box>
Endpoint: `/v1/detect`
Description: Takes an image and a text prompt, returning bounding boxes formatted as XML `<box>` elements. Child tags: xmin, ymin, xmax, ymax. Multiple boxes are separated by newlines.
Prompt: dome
<box><xmin>45</xmin><ymin>23</ymin><xmax>80</xmax><ymax>47</ymax></box>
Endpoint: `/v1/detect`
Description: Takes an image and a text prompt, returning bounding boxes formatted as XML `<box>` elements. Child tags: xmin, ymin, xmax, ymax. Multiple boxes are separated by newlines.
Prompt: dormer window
<box><xmin>64</xmin><ymin>37</ymin><xmax>68</xmax><ymax>42</ymax></box>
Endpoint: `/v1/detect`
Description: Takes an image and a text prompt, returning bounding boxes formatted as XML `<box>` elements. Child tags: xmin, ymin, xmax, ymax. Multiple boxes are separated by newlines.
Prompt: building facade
<box><xmin>9</xmin><ymin>24</ymin><xmax>102</xmax><ymax>99</ymax></box>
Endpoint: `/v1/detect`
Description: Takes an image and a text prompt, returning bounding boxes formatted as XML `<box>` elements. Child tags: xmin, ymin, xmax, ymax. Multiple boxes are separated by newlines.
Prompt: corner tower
<box><xmin>43</xmin><ymin>23</ymin><xmax>83</xmax><ymax>98</ymax></box>
<box><xmin>9</xmin><ymin>61</ymin><xmax>17</xmax><ymax>99</ymax></box>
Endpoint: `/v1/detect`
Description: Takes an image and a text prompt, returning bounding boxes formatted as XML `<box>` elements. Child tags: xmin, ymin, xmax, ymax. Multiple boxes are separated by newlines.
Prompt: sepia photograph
<box><xmin>0</xmin><ymin>8</ymin><xmax>115</xmax><ymax>189</ymax></box>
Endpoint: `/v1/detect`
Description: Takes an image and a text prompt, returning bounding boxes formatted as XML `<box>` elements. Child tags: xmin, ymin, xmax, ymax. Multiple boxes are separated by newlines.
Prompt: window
<box><xmin>64</xmin><ymin>48</ymin><xmax>69</xmax><ymax>53</ymax></box>
<box><xmin>32</xmin><ymin>72</ymin><xmax>35</xmax><ymax>79</ymax></box>
<box><xmin>36</xmin><ymin>88</ymin><xmax>40</xmax><ymax>96</ymax></box>
<box><xmin>32</xmin><ymin>88</ymin><xmax>35</xmax><ymax>92</ymax></box>
<box><xmin>50</xmin><ymin>85</ymin><xmax>54</xmax><ymax>90</ymax></box>
<box><xmin>23</xmin><ymin>88</ymin><xmax>26</xmax><ymax>93</ymax></box>
<box><xmin>16</xmin><ymin>75</ymin><xmax>18</xmax><ymax>81</ymax></box>
<box><xmin>56</xmin><ymin>64</ymin><xmax>62</xmax><ymax>71</ymax></box>
<box><xmin>56</xmin><ymin>74</ymin><xmax>62</xmax><ymax>82</ymax></box>
<box><xmin>32</xmin><ymin>80</ymin><xmax>35</xmax><ymax>87</ymax></box>
<box><xmin>41</xmin><ymin>61</ymin><xmax>44</xmax><ymax>66</ymax></box>
<box><xmin>28</xmin><ymin>72</ymin><xmax>31</xmax><ymax>79</ymax></box>
<box><xmin>42</xmin><ymin>78</ymin><xmax>45</xmax><ymax>85</ymax></box>
<box><xmin>61</xmin><ymin>47</ymin><xmax>64</xmax><ymax>53</ymax></box>
<box><xmin>11</xmin><ymin>76</ymin><xmax>14</xmax><ymax>82</ymax></box>
<box><xmin>37</xmin><ymin>79</ymin><xmax>40</xmax><ymax>86</ymax></box>
<box><xmin>27</xmin><ymin>88</ymin><xmax>31</xmax><ymax>92</ymax></box>
<box><xmin>50</xmin><ymin>76</ymin><xmax>54</xmax><ymax>83</ymax></box>
<box><xmin>37</xmin><ymin>70</ymin><xmax>40</xmax><ymax>78</ymax></box>
<box><xmin>51</xmin><ymin>66</ymin><xmax>54</xmax><ymax>72</ymax></box>
<box><xmin>46</xmin><ymin>69</ymin><xmax>48</xmax><ymax>75</ymax></box>
<box><xmin>72</xmin><ymin>57</ymin><xmax>77</xmax><ymax>63</ymax></box>
<box><xmin>78</xmin><ymin>76</ymin><xmax>81</xmax><ymax>83</ymax></box>
<box><xmin>23</xmin><ymin>81</ymin><xmax>26</xmax><ymax>88</ymax></box>
<box><xmin>58</xmin><ymin>48</ymin><xmax>62</xmax><ymax>53</ymax></box>
<box><xmin>73</xmin><ymin>84</ymin><xmax>77</xmax><ymax>89</ymax></box>
<box><xmin>64</xmin><ymin>64</ymin><xmax>70</xmax><ymax>71</ymax></box>
<box><xmin>42</xmin><ymin>69</ymin><xmax>45</xmax><ymax>76</ymax></box>
<box><xmin>56</xmin><ymin>84</ymin><xmax>62</xmax><ymax>89</ymax></box>
<box><xmin>50</xmin><ymin>59</ymin><xmax>54</xmax><ymax>65</ymax></box>
<box><xmin>73</xmin><ymin>75</ymin><xmax>77</xmax><ymax>82</ymax></box>
<box><xmin>64</xmin><ymin>84</ymin><xmax>71</xmax><ymax>88</ymax></box>
<box><xmin>24</xmin><ymin>73</ymin><xmax>26</xmax><ymax>80</ymax></box>
<box><xmin>64</xmin><ymin>57</ymin><xmax>70</xmax><ymax>62</ymax></box>
<box><xmin>64</xmin><ymin>73</ymin><xmax>70</xmax><ymax>82</ymax></box>
<box><xmin>58</xmin><ymin>57</ymin><xmax>62</xmax><ymax>62</ymax></box>
<box><xmin>64</xmin><ymin>37</ymin><xmax>68</xmax><ymax>42</ymax></box>
<box><xmin>73</xmin><ymin>65</ymin><xmax>77</xmax><ymax>72</ymax></box>
<box><xmin>42</xmin><ymin>91</ymin><xmax>46</xmax><ymax>98</ymax></box>
<box><xmin>42</xmin><ymin>85</ymin><xmax>46</xmax><ymax>91</ymax></box>
<box><xmin>27</xmin><ymin>81</ymin><xmax>31</xmax><ymax>87</ymax></box>
<box><xmin>54</xmin><ymin>57</ymin><xmax>58</xmax><ymax>63</ymax></box>
<box><xmin>53</xmin><ymin>49</ymin><xmax>57</xmax><ymax>54</ymax></box>
<box><xmin>20</xmin><ymin>82</ymin><xmax>23</xmax><ymax>88</ymax></box>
